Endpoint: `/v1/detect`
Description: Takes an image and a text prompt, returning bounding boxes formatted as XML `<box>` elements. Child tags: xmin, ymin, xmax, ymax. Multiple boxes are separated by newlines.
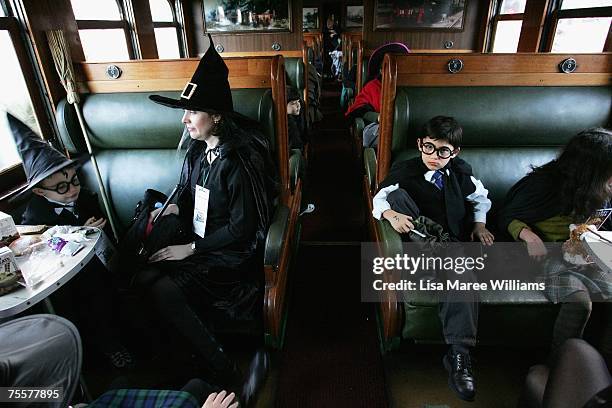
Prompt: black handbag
<box><xmin>120</xmin><ymin>187</ymin><xmax>190</xmax><ymax>271</ymax></box>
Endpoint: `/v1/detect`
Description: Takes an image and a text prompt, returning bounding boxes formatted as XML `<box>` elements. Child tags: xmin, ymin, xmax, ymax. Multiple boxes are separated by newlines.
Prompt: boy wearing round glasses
<box><xmin>24</xmin><ymin>165</ymin><xmax>107</xmax><ymax>229</ymax></box>
<box><xmin>372</xmin><ymin>116</ymin><xmax>494</xmax><ymax>402</ymax></box>
<box><xmin>8</xmin><ymin>113</ymin><xmax>133</xmax><ymax>370</ymax></box>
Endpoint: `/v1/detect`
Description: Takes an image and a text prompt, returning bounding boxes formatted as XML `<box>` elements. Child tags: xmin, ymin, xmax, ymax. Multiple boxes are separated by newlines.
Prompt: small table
<box><xmin>0</xmin><ymin>229</ymin><xmax>101</xmax><ymax>318</ymax></box>
<box><xmin>582</xmin><ymin>230</ymin><xmax>612</xmax><ymax>274</ymax></box>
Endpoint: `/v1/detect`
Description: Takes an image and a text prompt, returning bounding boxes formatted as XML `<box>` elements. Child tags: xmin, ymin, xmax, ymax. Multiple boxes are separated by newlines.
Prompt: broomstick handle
<box><xmin>74</xmin><ymin>105</ymin><xmax>120</xmax><ymax>243</ymax></box>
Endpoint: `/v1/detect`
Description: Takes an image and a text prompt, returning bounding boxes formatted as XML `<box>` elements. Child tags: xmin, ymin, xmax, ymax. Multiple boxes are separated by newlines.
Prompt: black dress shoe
<box><xmin>241</xmin><ymin>349</ymin><xmax>270</xmax><ymax>406</ymax></box>
<box><xmin>443</xmin><ymin>350</ymin><xmax>476</xmax><ymax>402</ymax></box>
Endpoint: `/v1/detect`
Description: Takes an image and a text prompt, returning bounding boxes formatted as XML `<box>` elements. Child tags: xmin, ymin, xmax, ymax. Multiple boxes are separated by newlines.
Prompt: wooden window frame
<box><xmin>74</xmin><ymin>0</ymin><xmax>137</xmax><ymax>60</ymax></box>
<box><xmin>0</xmin><ymin>15</ymin><xmax>55</xmax><ymax>198</ymax></box>
<box><xmin>488</xmin><ymin>0</ymin><xmax>525</xmax><ymax>52</ymax></box>
<box><xmin>151</xmin><ymin>0</ymin><xmax>186</xmax><ymax>58</ymax></box>
<box><xmin>543</xmin><ymin>4</ymin><xmax>612</xmax><ymax>52</ymax></box>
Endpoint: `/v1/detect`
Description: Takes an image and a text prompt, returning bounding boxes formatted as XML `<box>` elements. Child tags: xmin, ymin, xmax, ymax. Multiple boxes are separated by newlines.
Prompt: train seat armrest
<box><xmin>377</xmin><ymin>219</ymin><xmax>403</xmax><ymax>258</ymax></box>
<box><xmin>263</xmin><ymin>205</ymin><xmax>290</xmax><ymax>269</ymax></box>
<box><xmin>289</xmin><ymin>149</ymin><xmax>303</xmax><ymax>193</ymax></box>
<box><xmin>364</xmin><ymin>147</ymin><xmax>377</xmax><ymax>193</ymax></box>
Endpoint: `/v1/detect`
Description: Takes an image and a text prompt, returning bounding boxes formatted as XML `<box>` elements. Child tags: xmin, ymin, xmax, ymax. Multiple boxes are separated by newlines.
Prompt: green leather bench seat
<box><xmin>382</xmin><ymin>85</ymin><xmax>611</xmax><ymax>345</ymax></box>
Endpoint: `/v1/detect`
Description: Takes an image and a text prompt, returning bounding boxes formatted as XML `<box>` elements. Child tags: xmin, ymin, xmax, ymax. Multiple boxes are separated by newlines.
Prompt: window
<box><xmin>560</xmin><ymin>0</ymin><xmax>612</xmax><ymax>10</ymax></box>
<box><xmin>549</xmin><ymin>0</ymin><xmax>612</xmax><ymax>52</ymax></box>
<box><xmin>0</xmin><ymin>6</ymin><xmax>51</xmax><ymax>194</ymax></box>
<box><xmin>150</xmin><ymin>0</ymin><xmax>182</xmax><ymax>59</ymax></box>
<box><xmin>0</xmin><ymin>32</ymin><xmax>39</xmax><ymax>172</ymax></box>
<box><xmin>490</xmin><ymin>0</ymin><xmax>526</xmax><ymax>53</ymax></box>
<box><xmin>71</xmin><ymin>0</ymin><xmax>134</xmax><ymax>61</ymax></box>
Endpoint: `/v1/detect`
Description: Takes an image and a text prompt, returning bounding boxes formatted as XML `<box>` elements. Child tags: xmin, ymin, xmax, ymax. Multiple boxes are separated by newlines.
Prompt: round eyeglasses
<box><xmin>39</xmin><ymin>174</ymin><xmax>80</xmax><ymax>194</ymax></box>
<box><xmin>419</xmin><ymin>142</ymin><xmax>456</xmax><ymax>159</ymax></box>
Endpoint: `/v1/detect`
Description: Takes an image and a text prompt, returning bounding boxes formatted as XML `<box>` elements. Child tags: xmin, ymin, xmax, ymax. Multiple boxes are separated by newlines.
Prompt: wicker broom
<box><xmin>46</xmin><ymin>30</ymin><xmax>119</xmax><ymax>242</ymax></box>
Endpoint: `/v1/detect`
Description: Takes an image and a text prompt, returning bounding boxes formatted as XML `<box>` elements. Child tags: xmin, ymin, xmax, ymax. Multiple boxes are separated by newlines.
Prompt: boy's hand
<box><xmin>383</xmin><ymin>210</ymin><xmax>414</xmax><ymax>234</ymax></box>
<box><xmin>471</xmin><ymin>222</ymin><xmax>494</xmax><ymax>246</ymax></box>
<box><xmin>84</xmin><ymin>217</ymin><xmax>107</xmax><ymax>229</ymax></box>
<box><xmin>202</xmin><ymin>391</ymin><xmax>238</xmax><ymax>408</ymax></box>
<box><xmin>149</xmin><ymin>203</ymin><xmax>179</xmax><ymax>222</ymax></box>
<box><xmin>148</xmin><ymin>244</ymin><xmax>193</xmax><ymax>263</ymax></box>
<box><xmin>519</xmin><ymin>228</ymin><xmax>548</xmax><ymax>261</ymax></box>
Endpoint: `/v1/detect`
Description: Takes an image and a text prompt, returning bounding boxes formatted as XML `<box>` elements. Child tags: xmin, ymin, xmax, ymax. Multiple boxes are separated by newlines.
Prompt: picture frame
<box><xmin>303</xmin><ymin>7</ymin><xmax>319</xmax><ymax>30</ymax></box>
<box><xmin>203</xmin><ymin>0</ymin><xmax>291</xmax><ymax>33</ymax></box>
<box><xmin>374</xmin><ymin>0</ymin><xmax>467</xmax><ymax>31</ymax></box>
<box><xmin>346</xmin><ymin>5</ymin><xmax>364</xmax><ymax>29</ymax></box>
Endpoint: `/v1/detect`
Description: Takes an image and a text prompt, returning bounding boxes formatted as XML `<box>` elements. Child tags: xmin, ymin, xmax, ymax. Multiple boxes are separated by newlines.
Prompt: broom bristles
<box><xmin>46</xmin><ymin>30</ymin><xmax>79</xmax><ymax>105</ymax></box>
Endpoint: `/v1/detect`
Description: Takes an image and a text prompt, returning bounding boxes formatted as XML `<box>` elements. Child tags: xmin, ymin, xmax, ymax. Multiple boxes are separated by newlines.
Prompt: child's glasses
<box><xmin>419</xmin><ymin>142</ymin><xmax>456</xmax><ymax>159</ymax></box>
<box><xmin>38</xmin><ymin>174</ymin><xmax>80</xmax><ymax>194</ymax></box>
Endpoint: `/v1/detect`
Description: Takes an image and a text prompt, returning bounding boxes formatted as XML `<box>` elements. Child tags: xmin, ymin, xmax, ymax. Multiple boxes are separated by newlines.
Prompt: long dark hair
<box><xmin>533</xmin><ymin>128</ymin><xmax>612</xmax><ymax>220</ymax></box>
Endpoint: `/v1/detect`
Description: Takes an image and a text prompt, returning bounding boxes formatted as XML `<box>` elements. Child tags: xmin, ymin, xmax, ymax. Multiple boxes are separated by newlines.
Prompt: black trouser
<box><xmin>136</xmin><ymin>268</ymin><xmax>240</xmax><ymax>386</ymax></box>
<box><xmin>387</xmin><ymin>188</ymin><xmax>479</xmax><ymax>347</ymax></box>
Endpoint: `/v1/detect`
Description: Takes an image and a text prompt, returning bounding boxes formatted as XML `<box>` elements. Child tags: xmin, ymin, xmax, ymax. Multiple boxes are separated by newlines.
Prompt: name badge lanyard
<box><xmin>192</xmin><ymin>151</ymin><xmax>216</xmax><ymax>238</ymax></box>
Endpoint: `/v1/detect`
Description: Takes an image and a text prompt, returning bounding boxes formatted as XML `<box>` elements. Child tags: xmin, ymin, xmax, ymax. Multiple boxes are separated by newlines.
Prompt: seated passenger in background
<box><xmin>345</xmin><ymin>42</ymin><xmax>410</xmax><ymax>148</ymax></box>
<box><xmin>498</xmin><ymin>128</ymin><xmax>612</xmax><ymax>363</ymax></box>
<box><xmin>287</xmin><ymin>86</ymin><xmax>305</xmax><ymax>151</ymax></box>
<box><xmin>372</xmin><ymin>116</ymin><xmax>495</xmax><ymax>402</ymax></box>
<box><xmin>7</xmin><ymin>113</ymin><xmax>133</xmax><ymax>369</ymax></box>
<box><xmin>144</xmin><ymin>35</ymin><xmax>272</xmax><ymax>406</ymax></box>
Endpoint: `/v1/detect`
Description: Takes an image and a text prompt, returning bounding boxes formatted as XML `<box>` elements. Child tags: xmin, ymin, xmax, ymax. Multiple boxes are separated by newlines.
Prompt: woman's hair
<box><xmin>177</xmin><ymin>110</ymin><xmax>263</xmax><ymax>153</ymax></box>
<box><xmin>533</xmin><ymin>127</ymin><xmax>612</xmax><ymax>220</ymax></box>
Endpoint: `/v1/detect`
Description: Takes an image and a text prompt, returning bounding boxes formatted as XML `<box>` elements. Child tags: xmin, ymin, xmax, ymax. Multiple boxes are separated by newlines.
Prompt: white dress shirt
<box><xmin>372</xmin><ymin>168</ymin><xmax>491</xmax><ymax>223</ymax></box>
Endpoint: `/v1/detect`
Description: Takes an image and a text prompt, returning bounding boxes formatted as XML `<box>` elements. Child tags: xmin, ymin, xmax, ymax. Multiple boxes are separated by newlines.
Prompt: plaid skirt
<box><xmin>542</xmin><ymin>253</ymin><xmax>612</xmax><ymax>303</ymax></box>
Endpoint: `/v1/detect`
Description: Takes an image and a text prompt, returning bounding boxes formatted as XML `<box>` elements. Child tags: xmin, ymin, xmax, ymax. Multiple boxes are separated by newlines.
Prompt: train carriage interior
<box><xmin>0</xmin><ymin>0</ymin><xmax>611</xmax><ymax>407</ymax></box>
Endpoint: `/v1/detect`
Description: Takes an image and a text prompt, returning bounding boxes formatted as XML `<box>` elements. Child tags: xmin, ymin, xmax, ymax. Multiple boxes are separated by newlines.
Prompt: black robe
<box><xmin>21</xmin><ymin>189</ymin><xmax>105</xmax><ymax>228</ymax></box>
<box><xmin>380</xmin><ymin>157</ymin><xmax>477</xmax><ymax>240</ymax></box>
<box><xmin>157</xmin><ymin>135</ymin><xmax>274</xmax><ymax>322</ymax></box>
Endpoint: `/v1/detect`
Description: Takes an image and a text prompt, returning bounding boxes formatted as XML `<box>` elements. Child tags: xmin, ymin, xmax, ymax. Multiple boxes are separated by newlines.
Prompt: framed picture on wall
<box><xmin>203</xmin><ymin>0</ymin><xmax>291</xmax><ymax>33</ymax></box>
<box><xmin>346</xmin><ymin>5</ymin><xmax>364</xmax><ymax>28</ymax></box>
<box><xmin>303</xmin><ymin>7</ymin><xmax>319</xmax><ymax>30</ymax></box>
<box><xmin>374</xmin><ymin>0</ymin><xmax>467</xmax><ymax>31</ymax></box>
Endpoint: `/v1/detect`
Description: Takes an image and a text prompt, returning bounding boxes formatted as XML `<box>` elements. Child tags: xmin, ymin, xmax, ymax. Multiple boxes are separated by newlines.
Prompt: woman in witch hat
<box><xmin>143</xmin><ymin>34</ymin><xmax>273</xmax><ymax>402</ymax></box>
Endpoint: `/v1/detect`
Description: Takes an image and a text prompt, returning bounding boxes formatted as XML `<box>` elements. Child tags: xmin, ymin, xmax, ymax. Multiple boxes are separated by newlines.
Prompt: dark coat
<box><xmin>497</xmin><ymin>170</ymin><xmax>566</xmax><ymax>238</ymax></box>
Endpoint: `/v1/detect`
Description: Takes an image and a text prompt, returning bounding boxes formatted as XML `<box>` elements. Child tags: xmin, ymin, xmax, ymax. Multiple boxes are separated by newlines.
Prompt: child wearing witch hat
<box><xmin>7</xmin><ymin>113</ymin><xmax>134</xmax><ymax>369</ymax></box>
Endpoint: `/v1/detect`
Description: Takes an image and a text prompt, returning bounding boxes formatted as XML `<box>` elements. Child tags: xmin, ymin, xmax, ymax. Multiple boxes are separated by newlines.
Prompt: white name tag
<box><xmin>193</xmin><ymin>185</ymin><xmax>210</xmax><ymax>238</ymax></box>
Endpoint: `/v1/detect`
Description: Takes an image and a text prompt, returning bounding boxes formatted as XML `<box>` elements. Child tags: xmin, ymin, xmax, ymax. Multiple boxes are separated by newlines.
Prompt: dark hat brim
<box><xmin>149</xmin><ymin>94</ymin><xmax>232</xmax><ymax>114</ymax></box>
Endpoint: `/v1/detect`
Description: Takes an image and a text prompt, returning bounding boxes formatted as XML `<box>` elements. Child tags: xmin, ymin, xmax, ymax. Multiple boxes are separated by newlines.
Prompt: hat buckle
<box><xmin>181</xmin><ymin>82</ymin><xmax>197</xmax><ymax>100</ymax></box>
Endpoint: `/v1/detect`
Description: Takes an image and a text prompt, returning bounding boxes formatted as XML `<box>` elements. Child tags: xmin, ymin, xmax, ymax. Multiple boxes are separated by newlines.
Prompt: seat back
<box><xmin>372</xmin><ymin>53</ymin><xmax>611</xmax><ymax>349</ymax></box>
<box><xmin>390</xmin><ymin>86</ymin><xmax>611</xmax><ymax>207</ymax></box>
<box><xmin>284</xmin><ymin>57</ymin><xmax>305</xmax><ymax>96</ymax></box>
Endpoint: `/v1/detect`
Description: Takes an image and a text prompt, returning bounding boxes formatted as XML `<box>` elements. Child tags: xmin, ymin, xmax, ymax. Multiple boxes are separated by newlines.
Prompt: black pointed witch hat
<box><xmin>7</xmin><ymin>112</ymin><xmax>77</xmax><ymax>191</ymax></box>
<box><xmin>149</xmin><ymin>34</ymin><xmax>234</xmax><ymax>113</ymax></box>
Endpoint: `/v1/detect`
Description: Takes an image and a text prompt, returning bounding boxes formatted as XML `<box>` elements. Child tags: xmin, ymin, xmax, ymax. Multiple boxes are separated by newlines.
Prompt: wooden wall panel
<box><xmin>362</xmin><ymin>0</ymin><xmax>488</xmax><ymax>51</ymax></box>
<box><xmin>75</xmin><ymin>57</ymin><xmax>275</xmax><ymax>93</ymax></box>
<box><xmin>188</xmin><ymin>0</ymin><xmax>302</xmax><ymax>54</ymax></box>
<box><xmin>18</xmin><ymin>0</ymin><xmax>85</xmax><ymax>108</ymax></box>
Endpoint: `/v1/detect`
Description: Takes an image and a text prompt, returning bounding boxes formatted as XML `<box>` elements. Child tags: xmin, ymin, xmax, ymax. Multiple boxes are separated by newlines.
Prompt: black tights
<box><xmin>138</xmin><ymin>269</ymin><xmax>239</xmax><ymax>384</ymax></box>
<box><xmin>553</xmin><ymin>291</ymin><xmax>612</xmax><ymax>358</ymax></box>
<box><xmin>543</xmin><ymin>339</ymin><xmax>612</xmax><ymax>408</ymax></box>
